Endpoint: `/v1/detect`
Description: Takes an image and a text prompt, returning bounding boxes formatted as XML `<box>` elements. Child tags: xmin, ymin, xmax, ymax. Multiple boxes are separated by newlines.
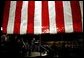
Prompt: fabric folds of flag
<box><xmin>2</xmin><ymin>1</ymin><xmax>83</xmax><ymax>34</ymax></box>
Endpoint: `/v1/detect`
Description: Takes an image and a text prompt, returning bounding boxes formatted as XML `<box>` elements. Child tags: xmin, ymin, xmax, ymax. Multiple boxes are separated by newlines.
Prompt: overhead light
<box><xmin>1</xmin><ymin>27</ymin><xmax>3</xmax><ymax>31</ymax></box>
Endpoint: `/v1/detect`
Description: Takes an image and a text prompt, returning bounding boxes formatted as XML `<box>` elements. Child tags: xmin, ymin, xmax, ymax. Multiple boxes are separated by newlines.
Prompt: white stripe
<box><xmin>7</xmin><ymin>1</ymin><xmax>16</xmax><ymax>34</ymax></box>
<box><xmin>20</xmin><ymin>1</ymin><xmax>28</xmax><ymax>34</ymax></box>
<box><xmin>34</xmin><ymin>1</ymin><xmax>42</xmax><ymax>34</ymax></box>
<box><xmin>79</xmin><ymin>1</ymin><xmax>83</xmax><ymax>31</ymax></box>
<box><xmin>63</xmin><ymin>1</ymin><xmax>73</xmax><ymax>33</ymax></box>
<box><xmin>48</xmin><ymin>1</ymin><xmax>57</xmax><ymax>34</ymax></box>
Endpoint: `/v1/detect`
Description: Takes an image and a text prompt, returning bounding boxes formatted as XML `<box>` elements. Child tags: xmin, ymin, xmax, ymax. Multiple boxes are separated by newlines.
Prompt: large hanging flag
<box><xmin>2</xmin><ymin>1</ymin><xmax>83</xmax><ymax>34</ymax></box>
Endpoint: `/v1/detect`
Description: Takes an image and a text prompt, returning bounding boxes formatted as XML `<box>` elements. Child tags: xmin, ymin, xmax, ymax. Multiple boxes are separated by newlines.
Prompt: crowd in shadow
<box><xmin>1</xmin><ymin>34</ymin><xmax>83</xmax><ymax>57</ymax></box>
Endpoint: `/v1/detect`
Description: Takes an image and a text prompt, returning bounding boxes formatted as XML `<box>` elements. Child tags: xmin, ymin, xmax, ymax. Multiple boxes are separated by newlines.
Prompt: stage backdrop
<box><xmin>2</xmin><ymin>1</ymin><xmax>83</xmax><ymax>34</ymax></box>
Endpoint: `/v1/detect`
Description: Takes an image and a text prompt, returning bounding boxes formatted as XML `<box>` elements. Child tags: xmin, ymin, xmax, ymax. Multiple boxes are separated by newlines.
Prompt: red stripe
<box><xmin>42</xmin><ymin>1</ymin><xmax>49</xmax><ymax>33</ymax></box>
<box><xmin>70</xmin><ymin>1</ymin><xmax>82</xmax><ymax>32</ymax></box>
<box><xmin>2</xmin><ymin>1</ymin><xmax>10</xmax><ymax>33</ymax></box>
<box><xmin>55</xmin><ymin>1</ymin><xmax>65</xmax><ymax>33</ymax></box>
<box><xmin>27</xmin><ymin>1</ymin><xmax>35</xmax><ymax>34</ymax></box>
<box><xmin>14</xmin><ymin>1</ymin><xmax>22</xmax><ymax>34</ymax></box>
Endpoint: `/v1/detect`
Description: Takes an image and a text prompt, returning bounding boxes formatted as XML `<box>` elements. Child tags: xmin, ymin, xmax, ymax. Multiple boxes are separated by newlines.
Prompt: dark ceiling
<box><xmin>0</xmin><ymin>1</ymin><xmax>5</xmax><ymax>27</ymax></box>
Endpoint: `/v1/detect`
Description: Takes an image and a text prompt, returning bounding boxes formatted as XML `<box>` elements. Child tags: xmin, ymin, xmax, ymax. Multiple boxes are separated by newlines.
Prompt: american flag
<box><xmin>2</xmin><ymin>1</ymin><xmax>83</xmax><ymax>34</ymax></box>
